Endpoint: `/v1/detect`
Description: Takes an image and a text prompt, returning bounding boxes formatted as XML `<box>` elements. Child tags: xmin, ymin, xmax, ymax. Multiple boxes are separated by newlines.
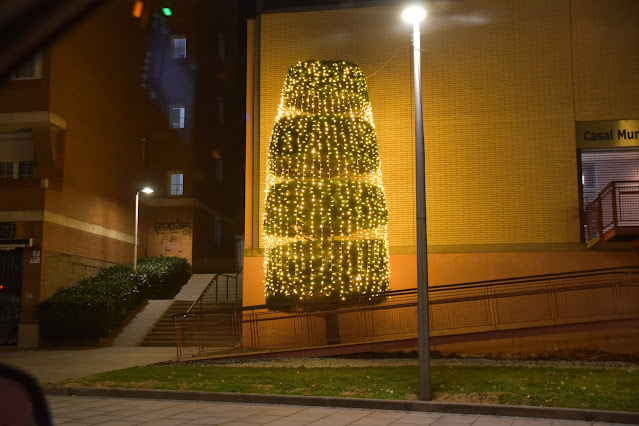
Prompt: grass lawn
<box><xmin>56</xmin><ymin>364</ymin><xmax>639</xmax><ymax>412</ymax></box>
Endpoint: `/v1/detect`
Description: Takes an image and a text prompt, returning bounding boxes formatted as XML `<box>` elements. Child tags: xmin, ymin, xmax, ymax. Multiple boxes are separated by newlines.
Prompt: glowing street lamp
<box><xmin>402</xmin><ymin>3</ymin><xmax>431</xmax><ymax>401</ymax></box>
<box><xmin>133</xmin><ymin>187</ymin><xmax>153</xmax><ymax>271</ymax></box>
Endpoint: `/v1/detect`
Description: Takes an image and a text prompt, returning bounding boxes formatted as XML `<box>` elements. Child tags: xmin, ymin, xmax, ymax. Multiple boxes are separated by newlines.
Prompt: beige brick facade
<box><xmin>257</xmin><ymin>0</ymin><xmax>597</xmax><ymax>250</ymax></box>
<box><xmin>245</xmin><ymin>0</ymin><xmax>639</xmax><ymax>306</ymax></box>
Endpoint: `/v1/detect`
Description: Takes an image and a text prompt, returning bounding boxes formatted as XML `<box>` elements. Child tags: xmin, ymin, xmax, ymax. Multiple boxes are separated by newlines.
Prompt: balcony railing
<box><xmin>584</xmin><ymin>181</ymin><xmax>639</xmax><ymax>245</ymax></box>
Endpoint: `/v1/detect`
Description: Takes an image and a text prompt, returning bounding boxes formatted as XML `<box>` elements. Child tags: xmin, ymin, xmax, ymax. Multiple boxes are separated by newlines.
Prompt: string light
<box><xmin>264</xmin><ymin>60</ymin><xmax>390</xmax><ymax>307</ymax></box>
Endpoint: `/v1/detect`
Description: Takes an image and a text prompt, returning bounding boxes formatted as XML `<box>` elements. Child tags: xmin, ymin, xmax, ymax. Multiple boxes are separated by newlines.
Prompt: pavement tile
<box><xmin>471</xmin><ymin>416</ymin><xmax>516</xmax><ymax>425</ymax></box>
<box><xmin>121</xmin><ymin>412</ymin><xmax>179</xmax><ymax>422</ymax></box>
<box><xmin>233</xmin><ymin>404</ymin><xmax>273</xmax><ymax>413</ymax></box>
<box><xmin>437</xmin><ymin>414</ymin><xmax>480</xmax><ymax>424</ymax></box>
<box><xmin>281</xmin><ymin>412</ymin><xmax>331</xmax><ymax>422</ymax></box>
<box><xmin>91</xmin><ymin>404</ymin><xmax>147</xmax><ymax>413</ymax></box>
<box><xmin>352</xmin><ymin>411</ymin><xmax>408</xmax><ymax>425</ymax></box>
<box><xmin>128</xmin><ymin>401</ymin><xmax>185</xmax><ymax>410</ymax></box>
<box><xmin>52</xmin><ymin>418</ymin><xmax>76</xmax><ymax>424</ymax></box>
<box><xmin>390</xmin><ymin>412</ymin><xmax>442</xmax><ymax>425</ymax></box>
<box><xmin>97</xmin><ymin>408</ymin><xmax>153</xmax><ymax>417</ymax></box>
<box><xmin>221</xmin><ymin>422</ymin><xmax>265</xmax><ymax>426</ymax></box>
<box><xmin>138</xmin><ymin>419</ymin><xmax>187</xmax><ymax>425</ymax></box>
<box><xmin>550</xmin><ymin>422</ymin><xmax>593</xmax><ymax>426</ymax></box>
<box><xmin>512</xmin><ymin>420</ymin><xmax>553</xmax><ymax>426</ymax></box>
<box><xmin>58</xmin><ymin>423</ymin><xmax>105</xmax><ymax>426</ymax></box>
<box><xmin>73</xmin><ymin>400</ymin><xmax>123</xmax><ymax>409</ymax></box>
<box><xmin>66</xmin><ymin>414</ymin><xmax>126</xmax><ymax>424</ymax></box>
<box><xmin>264</xmin><ymin>420</ymin><xmax>311</xmax><ymax>426</ymax></box>
<box><xmin>168</xmin><ymin>411</ymin><xmax>219</xmax><ymax>421</ymax></box>
<box><xmin>235</xmin><ymin>414</ymin><xmax>290</xmax><ymax>424</ymax></box>
<box><xmin>258</xmin><ymin>406</ymin><xmax>306</xmax><ymax>416</ymax></box>
<box><xmin>323</xmin><ymin>408</ymin><xmax>374</xmax><ymax>420</ymax></box>
<box><xmin>185</xmin><ymin>415</ymin><xmax>240</xmax><ymax>425</ymax></box>
<box><xmin>150</xmin><ymin>406</ymin><xmax>198</xmax><ymax>416</ymax></box>
<box><xmin>306</xmin><ymin>419</ymin><xmax>353</xmax><ymax>426</ymax></box>
<box><xmin>207</xmin><ymin>403</ymin><xmax>271</xmax><ymax>416</ymax></box>
<box><xmin>431</xmin><ymin>422</ymin><xmax>477</xmax><ymax>426</ymax></box>
<box><xmin>53</xmin><ymin>409</ymin><xmax>107</xmax><ymax>420</ymax></box>
<box><xmin>52</xmin><ymin>406</ymin><xmax>93</xmax><ymax>415</ymax></box>
<box><xmin>596</xmin><ymin>424</ymin><xmax>637</xmax><ymax>426</ymax></box>
<box><xmin>93</xmin><ymin>422</ymin><xmax>140</xmax><ymax>426</ymax></box>
<box><xmin>296</xmin><ymin>407</ymin><xmax>339</xmax><ymax>414</ymax></box>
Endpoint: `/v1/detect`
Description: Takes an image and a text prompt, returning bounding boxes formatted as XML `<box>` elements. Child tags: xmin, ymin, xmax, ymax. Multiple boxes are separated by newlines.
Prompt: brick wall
<box><xmin>258</xmin><ymin>0</ymin><xmax>589</xmax><ymax>249</ymax></box>
<box><xmin>571</xmin><ymin>0</ymin><xmax>639</xmax><ymax>121</ymax></box>
<box><xmin>142</xmin><ymin>206</ymin><xmax>194</xmax><ymax>264</ymax></box>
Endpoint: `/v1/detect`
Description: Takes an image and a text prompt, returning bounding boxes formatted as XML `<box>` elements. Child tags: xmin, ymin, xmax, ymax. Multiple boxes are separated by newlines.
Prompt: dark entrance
<box><xmin>0</xmin><ymin>248</ymin><xmax>23</xmax><ymax>345</ymax></box>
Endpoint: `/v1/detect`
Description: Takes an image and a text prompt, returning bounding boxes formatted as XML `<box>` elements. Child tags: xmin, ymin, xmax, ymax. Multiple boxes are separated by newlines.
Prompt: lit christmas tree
<box><xmin>264</xmin><ymin>60</ymin><xmax>390</xmax><ymax>309</ymax></box>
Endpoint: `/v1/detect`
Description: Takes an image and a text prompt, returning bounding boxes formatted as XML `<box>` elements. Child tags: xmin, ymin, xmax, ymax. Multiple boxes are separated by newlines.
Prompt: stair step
<box><xmin>140</xmin><ymin>296</ymin><xmax>240</xmax><ymax>348</ymax></box>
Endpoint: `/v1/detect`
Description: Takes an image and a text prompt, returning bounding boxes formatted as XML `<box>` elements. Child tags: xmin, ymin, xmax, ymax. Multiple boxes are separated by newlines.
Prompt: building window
<box><xmin>18</xmin><ymin>161</ymin><xmax>33</xmax><ymax>179</ymax></box>
<box><xmin>172</xmin><ymin>36</ymin><xmax>186</xmax><ymax>59</ymax></box>
<box><xmin>217</xmin><ymin>96</ymin><xmax>224</xmax><ymax>122</ymax></box>
<box><xmin>0</xmin><ymin>162</ymin><xmax>13</xmax><ymax>180</ymax></box>
<box><xmin>218</xmin><ymin>32</ymin><xmax>225</xmax><ymax>60</ymax></box>
<box><xmin>11</xmin><ymin>54</ymin><xmax>42</xmax><ymax>80</ymax></box>
<box><xmin>215</xmin><ymin>156</ymin><xmax>223</xmax><ymax>183</ymax></box>
<box><xmin>169</xmin><ymin>171</ymin><xmax>184</xmax><ymax>196</ymax></box>
<box><xmin>170</xmin><ymin>106</ymin><xmax>185</xmax><ymax>129</ymax></box>
<box><xmin>215</xmin><ymin>217</ymin><xmax>222</xmax><ymax>247</ymax></box>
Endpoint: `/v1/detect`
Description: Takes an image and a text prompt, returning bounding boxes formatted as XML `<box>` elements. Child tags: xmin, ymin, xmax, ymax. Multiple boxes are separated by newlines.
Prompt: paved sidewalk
<box><xmin>0</xmin><ymin>347</ymin><xmax>175</xmax><ymax>383</ymax></box>
<box><xmin>47</xmin><ymin>395</ymin><xmax>630</xmax><ymax>426</ymax></box>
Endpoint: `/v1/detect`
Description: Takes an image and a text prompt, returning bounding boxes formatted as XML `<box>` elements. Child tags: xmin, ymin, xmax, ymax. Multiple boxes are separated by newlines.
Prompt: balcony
<box><xmin>585</xmin><ymin>181</ymin><xmax>639</xmax><ymax>247</ymax></box>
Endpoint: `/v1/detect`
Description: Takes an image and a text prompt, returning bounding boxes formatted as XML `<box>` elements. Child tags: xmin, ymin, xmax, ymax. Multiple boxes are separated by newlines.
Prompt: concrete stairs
<box><xmin>140</xmin><ymin>272</ymin><xmax>242</xmax><ymax>347</ymax></box>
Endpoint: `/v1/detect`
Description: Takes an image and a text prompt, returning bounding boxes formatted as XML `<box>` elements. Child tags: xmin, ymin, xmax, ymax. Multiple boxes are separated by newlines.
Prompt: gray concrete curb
<box><xmin>44</xmin><ymin>386</ymin><xmax>639</xmax><ymax>425</ymax></box>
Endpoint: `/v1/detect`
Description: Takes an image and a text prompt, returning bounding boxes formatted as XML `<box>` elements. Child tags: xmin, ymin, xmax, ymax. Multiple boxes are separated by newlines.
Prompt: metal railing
<box><xmin>183</xmin><ymin>268</ymin><xmax>243</xmax><ymax>317</ymax></box>
<box><xmin>585</xmin><ymin>181</ymin><xmax>639</xmax><ymax>243</ymax></box>
<box><xmin>174</xmin><ymin>266</ymin><xmax>639</xmax><ymax>360</ymax></box>
<box><xmin>209</xmin><ymin>268</ymin><xmax>243</xmax><ymax>303</ymax></box>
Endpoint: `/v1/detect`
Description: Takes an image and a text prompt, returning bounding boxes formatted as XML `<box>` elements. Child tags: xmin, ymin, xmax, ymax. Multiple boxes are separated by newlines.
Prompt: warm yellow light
<box><xmin>401</xmin><ymin>5</ymin><xmax>427</xmax><ymax>24</ymax></box>
<box><xmin>263</xmin><ymin>60</ymin><xmax>390</xmax><ymax>307</ymax></box>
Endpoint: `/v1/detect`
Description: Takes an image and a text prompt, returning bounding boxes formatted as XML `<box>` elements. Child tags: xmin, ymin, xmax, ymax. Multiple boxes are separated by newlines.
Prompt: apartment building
<box><xmin>0</xmin><ymin>0</ymin><xmax>245</xmax><ymax>347</ymax></box>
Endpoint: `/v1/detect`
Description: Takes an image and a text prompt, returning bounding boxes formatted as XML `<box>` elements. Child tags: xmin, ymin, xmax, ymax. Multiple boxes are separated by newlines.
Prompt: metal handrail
<box><xmin>183</xmin><ymin>267</ymin><xmax>244</xmax><ymax>317</ymax></box>
<box><xmin>214</xmin><ymin>267</ymin><xmax>243</xmax><ymax>303</ymax></box>
<box><xmin>181</xmin><ymin>266</ymin><xmax>639</xmax><ymax>316</ymax></box>
<box><xmin>184</xmin><ymin>273</ymin><xmax>219</xmax><ymax>318</ymax></box>
<box><xmin>175</xmin><ymin>265</ymin><xmax>639</xmax><ymax>359</ymax></box>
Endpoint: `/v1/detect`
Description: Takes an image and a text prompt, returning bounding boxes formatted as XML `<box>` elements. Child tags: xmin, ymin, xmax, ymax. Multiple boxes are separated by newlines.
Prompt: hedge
<box><xmin>37</xmin><ymin>257</ymin><xmax>191</xmax><ymax>342</ymax></box>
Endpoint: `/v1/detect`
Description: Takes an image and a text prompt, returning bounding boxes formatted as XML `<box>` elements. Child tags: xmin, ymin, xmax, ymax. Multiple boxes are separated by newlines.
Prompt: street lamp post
<box><xmin>134</xmin><ymin>187</ymin><xmax>154</xmax><ymax>271</ymax></box>
<box><xmin>402</xmin><ymin>4</ymin><xmax>431</xmax><ymax>401</ymax></box>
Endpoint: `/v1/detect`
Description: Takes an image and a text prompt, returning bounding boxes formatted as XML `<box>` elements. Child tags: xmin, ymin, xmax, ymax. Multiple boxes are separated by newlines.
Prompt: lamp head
<box><xmin>141</xmin><ymin>187</ymin><xmax>154</xmax><ymax>194</ymax></box>
<box><xmin>402</xmin><ymin>5</ymin><xmax>427</xmax><ymax>24</ymax></box>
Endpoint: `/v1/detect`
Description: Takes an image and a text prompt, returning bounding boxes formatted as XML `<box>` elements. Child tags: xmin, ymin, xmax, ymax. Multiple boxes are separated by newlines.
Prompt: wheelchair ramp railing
<box><xmin>174</xmin><ymin>266</ymin><xmax>639</xmax><ymax>360</ymax></box>
<box><xmin>585</xmin><ymin>181</ymin><xmax>639</xmax><ymax>245</ymax></box>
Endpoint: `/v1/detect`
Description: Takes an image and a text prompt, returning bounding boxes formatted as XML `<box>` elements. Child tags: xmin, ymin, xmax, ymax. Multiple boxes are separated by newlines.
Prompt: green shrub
<box><xmin>37</xmin><ymin>257</ymin><xmax>191</xmax><ymax>342</ymax></box>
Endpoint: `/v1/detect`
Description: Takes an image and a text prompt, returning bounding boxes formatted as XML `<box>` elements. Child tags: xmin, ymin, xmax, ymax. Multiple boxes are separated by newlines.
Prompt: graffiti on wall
<box><xmin>153</xmin><ymin>219</ymin><xmax>192</xmax><ymax>254</ymax></box>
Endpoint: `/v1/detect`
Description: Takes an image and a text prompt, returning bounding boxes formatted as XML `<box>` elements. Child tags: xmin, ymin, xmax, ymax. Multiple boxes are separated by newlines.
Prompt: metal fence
<box><xmin>174</xmin><ymin>266</ymin><xmax>639</xmax><ymax>360</ymax></box>
<box><xmin>585</xmin><ymin>181</ymin><xmax>639</xmax><ymax>243</ymax></box>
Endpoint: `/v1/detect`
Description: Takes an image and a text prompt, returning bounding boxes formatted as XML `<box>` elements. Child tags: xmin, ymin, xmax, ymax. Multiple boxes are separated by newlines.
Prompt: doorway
<box><xmin>0</xmin><ymin>248</ymin><xmax>23</xmax><ymax>345</ymax></box>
